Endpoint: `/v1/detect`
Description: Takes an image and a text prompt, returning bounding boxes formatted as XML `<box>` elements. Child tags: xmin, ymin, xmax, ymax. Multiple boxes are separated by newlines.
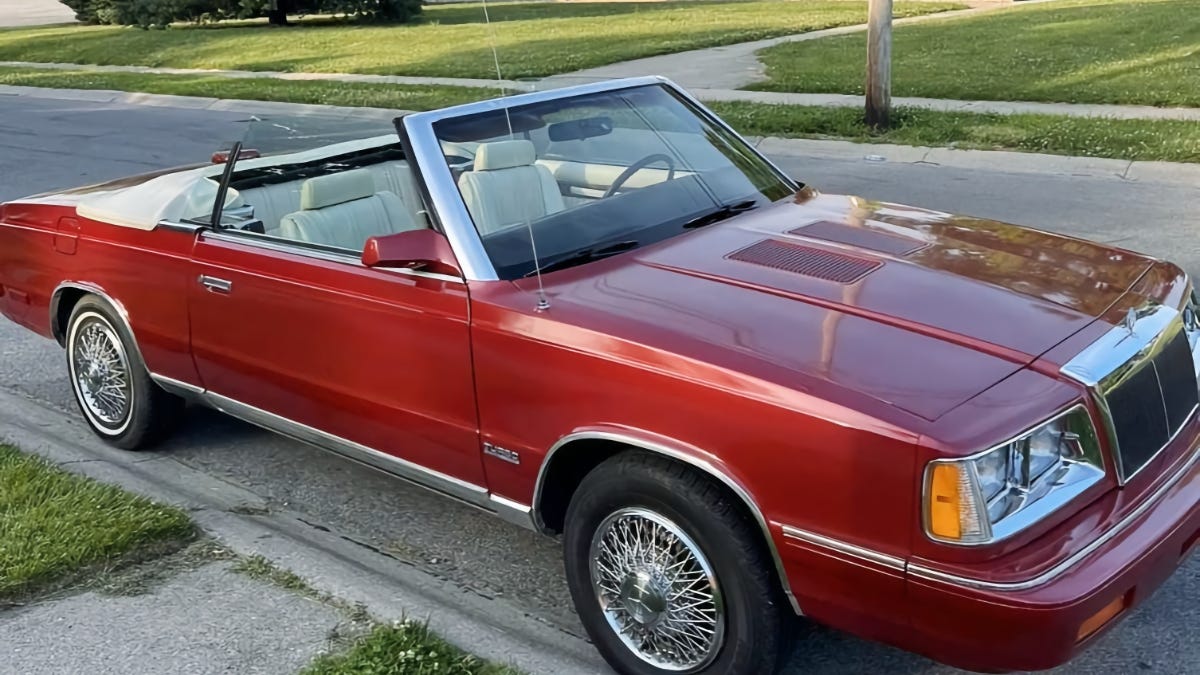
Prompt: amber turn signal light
<box><xmin>928</xmin><ymin>464</ymin><xmax>963</xmax><ymax>540</ymax></box>
<box><xmin>1077</xmin><ymin>594</ymin><xmax>1127</xmax><ymax>641</ymax></box>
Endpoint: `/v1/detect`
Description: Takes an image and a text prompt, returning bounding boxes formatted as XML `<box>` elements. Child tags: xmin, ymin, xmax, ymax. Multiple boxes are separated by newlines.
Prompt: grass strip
<box><xmin>0</xmin><ymin>67</ymin><xmax>488</xmax><ymax>110</ymax></box>
<box><xmin>0</xmin><ymin>1</ymin><xmax>963</xmax><ymax>80</ymax></box>
<box><xmin>752</xmin><ymin>0</ymin><xmax>1200</xmax><ymax>108</ymax></box>
<box><xmin>304</xmin><ymin>620</ymin><xmax>519</xmax><ymax>675</ymax></box>
<box><xmin>708</xmin><ymin>101</ymin><xmax>1200</xmax><ymax>163</ymax></box>
<box><xmin>0</xmin><ymin>444</ymin><xmax>193</xmax><ymax>601</ymax></box>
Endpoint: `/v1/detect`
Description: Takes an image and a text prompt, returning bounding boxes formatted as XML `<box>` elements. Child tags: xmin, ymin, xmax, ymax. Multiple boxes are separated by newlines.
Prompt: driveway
<box><xmin>0</xmin><ymin>0</ymin><xmax>76</xmax><ymax>27</ymax></box>
<box><xmin>0</xmin><ymin>94</ymin><xmax>1197</xmax><ymax>675</ymax></box>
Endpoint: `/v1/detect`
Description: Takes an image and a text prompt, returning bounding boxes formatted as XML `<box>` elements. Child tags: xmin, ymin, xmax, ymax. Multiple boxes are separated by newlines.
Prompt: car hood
<box><xmin>530</xmin><ymin>190</ymin><xmax>1153</xmax><ymax>422</ymax></box>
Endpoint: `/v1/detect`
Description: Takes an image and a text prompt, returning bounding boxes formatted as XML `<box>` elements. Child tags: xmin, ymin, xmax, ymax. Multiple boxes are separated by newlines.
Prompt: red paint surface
<box><xmin>1</xmin><ymin>183</ymin><xmax>1195</xmax><ymax>673</ymax></box>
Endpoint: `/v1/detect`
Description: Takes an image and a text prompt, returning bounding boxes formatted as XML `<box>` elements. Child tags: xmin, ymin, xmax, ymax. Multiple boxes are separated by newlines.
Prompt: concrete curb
<box><xmin>0</xmin><ymin>60</ymin><xmax>533</xmax><ymax>92</ymax></box>
<box><xmin>4</xmin><ymin>83</ymin><xmax>1197</xmax><ymax>184</ymax></box>
<box><xmin>754</xmin><ymin>137</ymin><xmax>1200</xmax><ymax>187</ymax></box>
<box><xmin>4</xmin><ymin>59</ymin><xmax>1195</xmax><ymax>121</ymax></box>
<box><xmin>0</xmin><ymin>387</ymin><xmax>607</xmax><ymax>675</ymax></box>
<box><xmin>695</xmin><ymin>89</ymin><xmax>1200</xmax><ymax>122</ymax></box>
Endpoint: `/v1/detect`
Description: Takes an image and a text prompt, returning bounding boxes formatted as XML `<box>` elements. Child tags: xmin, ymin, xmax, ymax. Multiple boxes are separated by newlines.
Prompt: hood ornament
<box><xmin>1122</xmin><ymin>308</ymin><xmax>1138</xmax><ymax>337</ymax></box>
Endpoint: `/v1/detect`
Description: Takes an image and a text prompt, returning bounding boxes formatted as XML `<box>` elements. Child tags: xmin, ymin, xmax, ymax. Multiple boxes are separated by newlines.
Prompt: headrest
<box><xmin>301</xmin><ymin>169</ymin><xmax>376</xmax><ymax>210</ymax></box>
<box><xmin>473</xmin><ymin>140</ymin><xmax>537</xmax><ymax>171</ymax></box>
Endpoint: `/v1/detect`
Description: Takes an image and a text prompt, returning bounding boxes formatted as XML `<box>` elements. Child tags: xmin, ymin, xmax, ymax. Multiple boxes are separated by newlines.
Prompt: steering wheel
<box><xmin>603</xmin><ymin>153</ymin><xmax>676</xmax><ymax>198</ymax></box>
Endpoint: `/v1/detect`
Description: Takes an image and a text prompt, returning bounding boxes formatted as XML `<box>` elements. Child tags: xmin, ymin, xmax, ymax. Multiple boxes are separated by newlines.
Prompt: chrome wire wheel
<box><xmin>589</xmin><ymin>507</ymin><xmax>725</xmax><ymax>672</ymax></box>
<box><xmin>69</xmin><ymin>312</ymin><xmax>133</xmax><ymax>433</ymax></box>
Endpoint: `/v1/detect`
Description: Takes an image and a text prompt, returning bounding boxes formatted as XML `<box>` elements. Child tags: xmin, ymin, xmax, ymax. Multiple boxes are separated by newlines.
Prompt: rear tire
<box><xmin>65</xmin><ymin>295</ymin><xmax>183</xmax><ymax>450</ymax></box>
<box><xmin>563</xmin><ymin>451</ymin><xmax>790</xmax><ymax>675</ymax></box>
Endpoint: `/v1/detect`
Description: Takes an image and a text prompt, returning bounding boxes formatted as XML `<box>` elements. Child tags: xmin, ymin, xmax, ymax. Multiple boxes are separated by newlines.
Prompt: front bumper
<box><xmin>904</xmin><ymin>446</ymin><xmax>1199</xmax><ymax>672</ymax></box>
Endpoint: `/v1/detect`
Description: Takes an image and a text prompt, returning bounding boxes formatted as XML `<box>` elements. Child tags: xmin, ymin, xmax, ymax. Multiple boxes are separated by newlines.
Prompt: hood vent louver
<box><xmin>727</xmin><ymin>239</ymin><xmax>881</xmax><ymax>284</ymax></box>
<box><xmin>789</xmin><ymin>220</ymin><xmax>929</xmax><ymax>256</ymax></box>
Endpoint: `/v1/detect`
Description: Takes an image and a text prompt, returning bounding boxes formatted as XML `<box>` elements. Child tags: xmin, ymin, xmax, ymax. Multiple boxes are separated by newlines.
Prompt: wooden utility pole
<box><xmin>865</xmin><ymin>0</ymin><xmax>893</xmax><ymax>129</ymax></box>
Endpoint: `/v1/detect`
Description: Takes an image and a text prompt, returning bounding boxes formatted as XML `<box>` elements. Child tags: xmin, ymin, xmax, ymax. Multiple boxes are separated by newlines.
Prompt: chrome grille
<box><xmin>1062</xmin><ymin>300</ymin><xmax>1200</xmax><ymax>483</ymax></box>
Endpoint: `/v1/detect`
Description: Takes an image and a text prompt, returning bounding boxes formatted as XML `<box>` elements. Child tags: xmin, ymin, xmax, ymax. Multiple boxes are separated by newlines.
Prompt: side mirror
<box><xmin>362</xmin><ymin>229</ymin><xmax>462</xmax><ymax>278</ymax></box>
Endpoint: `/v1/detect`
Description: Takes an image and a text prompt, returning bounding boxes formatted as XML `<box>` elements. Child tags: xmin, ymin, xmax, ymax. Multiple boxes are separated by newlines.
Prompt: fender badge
<box><xmin>483</xmin><ymin>443</ymin><xmax>521</xmax><ymax>465</ymax></box>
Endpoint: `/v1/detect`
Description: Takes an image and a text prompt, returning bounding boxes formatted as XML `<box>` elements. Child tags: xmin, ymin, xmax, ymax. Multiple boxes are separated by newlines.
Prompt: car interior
<box><xmin>219</xmin><ymin>129</ymin><xmax>691</xmax><ymax>256</ymax></box>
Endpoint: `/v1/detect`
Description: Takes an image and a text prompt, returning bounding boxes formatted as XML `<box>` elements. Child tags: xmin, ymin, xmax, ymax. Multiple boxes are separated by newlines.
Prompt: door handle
<box><xmin>198</xmin><ymin>275</ymin><xmax>233</xmax><ymax>294</ymax></box>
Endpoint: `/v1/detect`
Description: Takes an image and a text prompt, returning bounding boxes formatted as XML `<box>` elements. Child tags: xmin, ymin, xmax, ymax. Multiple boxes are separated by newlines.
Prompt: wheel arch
<box><xmin>533</xmin><ymin>428</ymin><xmax>802</xmax><ymax>615</ymax></box>
<box><xmin>51</xmin><ymin>282</ymin><xmax>142</xmax><ymax>360</ymax></box>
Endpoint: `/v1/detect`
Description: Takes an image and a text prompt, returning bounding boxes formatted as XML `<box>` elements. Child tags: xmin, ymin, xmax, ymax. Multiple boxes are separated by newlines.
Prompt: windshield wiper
<box><xmin>681</xmin><ymin>199</ymin><xmax>759</xmax><ymax>229</ymax></box>
<box><xmin>526</xmin><ymin>240</ymin><xmax>641</xmax><ymax>277</ymax></box>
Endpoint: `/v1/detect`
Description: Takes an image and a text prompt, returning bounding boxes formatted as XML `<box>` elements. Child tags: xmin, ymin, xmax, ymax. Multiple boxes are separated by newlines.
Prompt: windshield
<box><xmin>432</xmin><ymin>84</ymin><xmax>796</xmax><ymax>279</ymax></box>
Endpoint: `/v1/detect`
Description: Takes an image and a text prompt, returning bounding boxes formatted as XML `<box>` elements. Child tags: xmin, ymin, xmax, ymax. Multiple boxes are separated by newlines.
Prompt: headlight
<box><xmin>924</xmin><ymin>405</ymin><xmax>1106</xmax><ymax>545</ymax></box>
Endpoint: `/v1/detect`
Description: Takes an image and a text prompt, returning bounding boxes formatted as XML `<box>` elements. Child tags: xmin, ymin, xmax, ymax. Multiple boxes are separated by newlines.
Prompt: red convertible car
<box><xmin>0</xmin><ymin>77</ymin><xmax>1196</xmax><ymax>675</ymax></box>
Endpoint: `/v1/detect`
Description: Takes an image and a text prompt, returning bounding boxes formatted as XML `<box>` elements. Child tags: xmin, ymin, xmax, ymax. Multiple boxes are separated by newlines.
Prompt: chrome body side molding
<box><xmin>144</xmin><ymin>379</ymin><xmax>536</xmax><ymax>530</ymax></box>
<box><xmin>781</xmin><ymin>526</ymin><xmax>906</xmax><ymax>572</ymax></box>
<box><xmin>149</xmin><ymin>373</ymin><xmax>205</xmax><ymax>397</ymax></box>
<box><xmin>205</xmin><ymin>391</ymin><xmax>493</xmax><ymax>506</ymax></box>
<box><xmin>534</xmin><ymin>429</ymin><xmax>804</xmax><ymax>616</ymax></box>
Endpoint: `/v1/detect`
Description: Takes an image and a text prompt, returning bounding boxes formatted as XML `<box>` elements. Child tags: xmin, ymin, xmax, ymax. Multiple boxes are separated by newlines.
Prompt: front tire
<box><xmin>66</xmin><ymin>295</ymin><xmax>183</xmax><ymax>450</ymax></box>
<box><xmin>563</xmin><ymin>451</ymin><xmax>789</xmax><ymax>675</ymax></box>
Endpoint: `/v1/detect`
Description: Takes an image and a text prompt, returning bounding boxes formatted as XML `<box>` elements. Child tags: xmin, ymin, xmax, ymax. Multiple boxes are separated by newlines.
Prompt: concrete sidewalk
<box><xmin>551</xmin><ymin>4</ymin><xmax>1000</xmax><ymax>90</ymax></box>
<box><xmin>0</xmin><ymin>383</ymin><xmax>606</xmax><ymax>675</ymax></box>
<box><xmin>2</xmin><ymin>558</ymin><xmax>346</xmax><ymax>675</ymax></box>
<box><xmin>3</xmin><ymin>61</ymin><xmax>1197</xmax><ymax>122</ymax></box>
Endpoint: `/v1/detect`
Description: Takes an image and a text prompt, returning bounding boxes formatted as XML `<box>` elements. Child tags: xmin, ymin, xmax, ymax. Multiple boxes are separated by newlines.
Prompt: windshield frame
<box><xmin>401</xmin><ymin>76</ymin><xmax>801</xmax><ymax>282</ymax></box>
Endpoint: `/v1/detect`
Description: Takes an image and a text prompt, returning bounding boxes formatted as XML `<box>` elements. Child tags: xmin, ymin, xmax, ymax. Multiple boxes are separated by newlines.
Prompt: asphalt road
<box><xmin>0</xmin><ymin>0</ymin><xmax>76</xmax><ymax>27</ymax></box>
<box><xmin>0</xmin><ymin>95</ymin><xmax>1197</xmax><ymax>674</ymax></box>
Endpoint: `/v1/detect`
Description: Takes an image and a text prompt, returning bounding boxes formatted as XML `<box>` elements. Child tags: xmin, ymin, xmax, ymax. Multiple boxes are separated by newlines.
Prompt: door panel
<box><xmin>189</xmin><ymin>231</ymin><xmax>484</xmax><ymax>485</ymax></box>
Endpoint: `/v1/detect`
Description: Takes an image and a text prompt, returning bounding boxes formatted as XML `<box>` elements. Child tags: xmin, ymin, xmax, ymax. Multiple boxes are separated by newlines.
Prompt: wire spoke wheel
<box><xmin>70</xmin><ymin>316</ymin><xmax>132</xmax><ymax>429</ymax></box>
<box><xmin>589</xmin><ymin>507</ymin><xmax>724</xmax><ymax>672</ymax></box>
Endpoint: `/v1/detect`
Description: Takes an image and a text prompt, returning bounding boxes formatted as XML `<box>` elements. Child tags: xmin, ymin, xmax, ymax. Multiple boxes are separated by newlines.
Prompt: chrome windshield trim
<box><xmin>910</xmin><ymin>442</ymin><xmax>1199</xmax><ymax>592</ymax></box>
<box><xmin>667</xmin><ymin>83</ymin><xmax>800</xmax><ymax>193</ymax></box>
<box><xmin>535</xmin><ymin>429</ymin><xmax>803</xmax><ymax>616</ymax></box>
<box><xmin>781</xmin><ymin>526</ymin><xmax>906</xmax><ymax>572</ymax></box>
<box><xmin>400</xmin><ymin>76</ymin><xmax>799</xmax><ymax>282</ymax></box>
<box><xmin>202</xmin><ymin>229</ymin><xmax>466</xmax><ymax>285</ymax></box>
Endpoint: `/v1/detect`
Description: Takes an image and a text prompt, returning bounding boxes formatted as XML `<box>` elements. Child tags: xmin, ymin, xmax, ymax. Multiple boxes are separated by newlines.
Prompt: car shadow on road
<box><xmin>156</xmin><ymin>404</ymin><xmax>954</xmax><ymax>674</ymax></box>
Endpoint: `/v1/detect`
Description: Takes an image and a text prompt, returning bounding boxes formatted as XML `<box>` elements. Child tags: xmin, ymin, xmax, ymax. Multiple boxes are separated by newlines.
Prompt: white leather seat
<box><xmin>367</xmin><ymin>161</ymin><xmax>426</xmax><ymax>227</ymax></box>
<box><xmin>239</xmin><ymin>182</ymin><xmax>302</xmax><ymax>235</ymax></box>
<box><xmin>278</xmin><ymin>169</ymin><xmax>419</xmax><ymax>251</ymax></box>
<box><xmin>457</xmin><ymin>140</ymin><xmax>565</xmax><ymax>234</ymax></box>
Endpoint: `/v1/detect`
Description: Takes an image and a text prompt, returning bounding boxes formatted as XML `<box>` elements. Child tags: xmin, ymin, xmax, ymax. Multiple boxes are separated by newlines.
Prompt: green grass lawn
<box><xmin>0</xmin><ymin>1</ymin><xmax>962</xmax><ymax>80</ymax></box>
<box><xmin>3</xmin><ymin>66</ymin><xmax>1197</xmax><ymax>163</ymax></box>
<box><xmin>0</xmin><ymin>444</ymin><xmax>193</xmax><ymax>601</ymax></box>
<box><xmin>753</xmin><ymin>0</ymin><xmax>1200</xmax><ymax>107</ymax></box>
<box><xmin>305</xmin><ymin>621</ymin><xmax>518</xmax><ymax>675</ymax></box>
<box><xmin>0</xmin><ymin>67</ymin><xmax>489</xmax><ymax>109</ymax></box>
<box><xmin>708</xmin><ymin>101</ymin><xmax>1200</xmax><ymax>162</ymax></box>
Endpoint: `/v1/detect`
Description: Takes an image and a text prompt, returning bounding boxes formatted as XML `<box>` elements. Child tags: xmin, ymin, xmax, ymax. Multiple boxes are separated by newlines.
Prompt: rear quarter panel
<box><xmin>0</xmin><ymin>201</ymin><xmax>199</xmax><ymax>384</ymax></box>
